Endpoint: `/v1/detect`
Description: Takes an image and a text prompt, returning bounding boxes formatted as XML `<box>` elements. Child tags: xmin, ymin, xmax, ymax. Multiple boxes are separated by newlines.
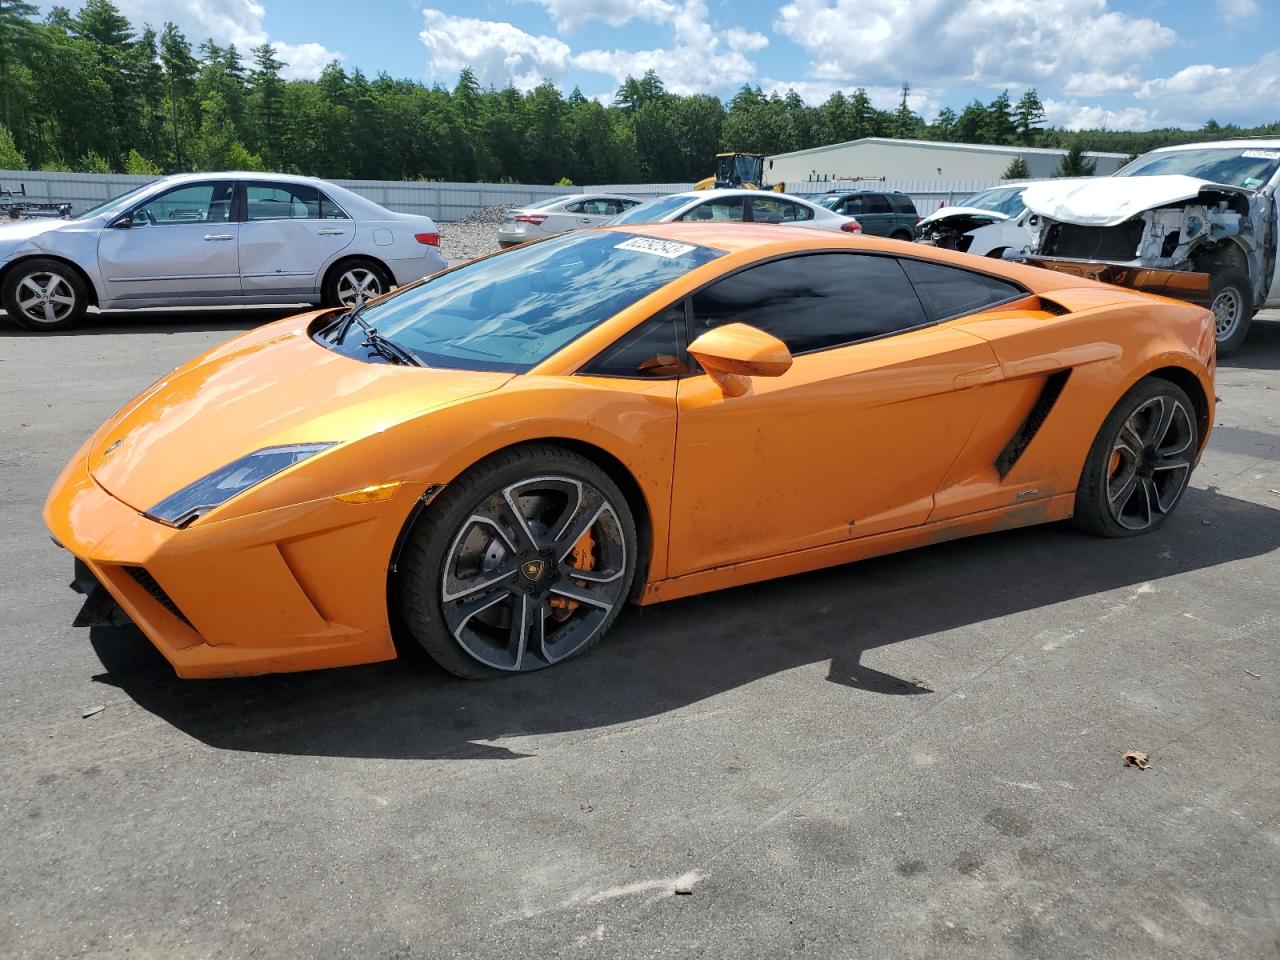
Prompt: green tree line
<box><xmin>1</xmin><ymin>0</ymin><xmax>1277</xmax><ymax>183</ymax></box>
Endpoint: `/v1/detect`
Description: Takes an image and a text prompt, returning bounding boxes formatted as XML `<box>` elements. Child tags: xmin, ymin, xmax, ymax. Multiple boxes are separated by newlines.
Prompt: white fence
<box><xmin>0</xmin><ymin>169</ymin><xmax>1003</xmax><ymax>221</ymax></box>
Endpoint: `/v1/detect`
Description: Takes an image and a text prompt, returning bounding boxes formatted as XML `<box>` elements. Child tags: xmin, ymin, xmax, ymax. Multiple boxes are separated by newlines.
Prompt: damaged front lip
<box><xmin>917</xmin><ymin>205</ymin><xmax>1013</xmax><ymax>227</ymax></box>
<box><xmin>1022</xmin><ymin>174</ymin><xmax>1255</xmax><ymax>227</ymax></box>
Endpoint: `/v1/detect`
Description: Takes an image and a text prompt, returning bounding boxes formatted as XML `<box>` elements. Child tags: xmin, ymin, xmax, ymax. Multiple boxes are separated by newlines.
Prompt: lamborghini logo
<box><xmin>521</xmin><ymin>559</ymin><xmax>547</xmax><ymax>581</ymax></box>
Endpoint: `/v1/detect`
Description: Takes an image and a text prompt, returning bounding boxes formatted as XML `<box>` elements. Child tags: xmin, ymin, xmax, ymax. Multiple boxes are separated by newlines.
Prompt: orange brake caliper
<box><xmin>549</xmin><ymin>528</ymin><xmax>596</xmax><ymax>621</ymax></box>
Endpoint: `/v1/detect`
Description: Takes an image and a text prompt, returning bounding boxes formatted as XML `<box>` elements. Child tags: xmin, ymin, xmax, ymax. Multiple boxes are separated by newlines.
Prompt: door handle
<box><xmin>318</xmin><ymin>228</ymin><xmax>346</xmax><ymax>235</ymax></box>
<box><xmin>203</xmin><ymin>233</ymin><xmax>234</xmax><ymax>241</ymax></box>
<box><xmin>578</xmin><ymin>218</ymin><xmax>592</xmax><ymax>224</ymax></box>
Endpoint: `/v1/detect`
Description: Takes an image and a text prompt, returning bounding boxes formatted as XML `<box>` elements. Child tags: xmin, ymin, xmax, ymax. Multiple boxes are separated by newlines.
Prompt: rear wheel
<box><xmin>890</xmin><ymin>229</ymin><xmax>914</xmax><ymax>241</ymax></box>
<box><xmin>1208</xmin><ymin>267</ymin><xmax>1252</xmax><ymax>356</ymax></box>
<box><xmin>1073</xmin><ymin>378</ymin><xmax>1198</xmax><ymax>538</ymax></box>
<box><xmin>1</xmin><ymin>258</ymin><xmax>88</xmax><ymax>331</ymax></box>
<box><xmin>397</xmin><ymin>445</ymin><xmax>637</xmax><ymax>679</ymax></box>
<box><xmin>322</xmin><ymin>258</ymin><xmax>391</xmax><ymax>308</ymax></box>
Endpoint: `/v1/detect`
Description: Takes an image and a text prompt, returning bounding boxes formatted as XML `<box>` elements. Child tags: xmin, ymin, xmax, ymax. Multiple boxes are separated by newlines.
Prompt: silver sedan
<box><xmin>0</xmin><ymin>172</ymin><xmax>448</xmax><ymax>331</ymax></box>
<box><xmin>497</xmin><ymin>193</ymin><xmax>640</xmax><ymax>248</ymax></box>
<box><xmin>607</xmin><ymin>189</ymin><xmax>863</xmax><ymax>233</ymax></box>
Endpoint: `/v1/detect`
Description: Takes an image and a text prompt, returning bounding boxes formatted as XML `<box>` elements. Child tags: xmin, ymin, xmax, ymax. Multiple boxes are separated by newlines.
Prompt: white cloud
<box><xmin>1136</xmin><ymin>50</ymin><xmax>1280</xmax><ymax>127</ymax></box>
<box><xmin>530</xmin><ymin>0</ymin><xmax>677</xmax><ymax>31</ymax></box>
<box><xmin>760</xmin><ymin>79</ymin><xmax>942</xmax><ymax>117</ymax></box>
<box><xmin>110</xmin><ymin>0</ymin><xmax>342</xmax><ymax>79</ymax></box>
<box><xmin>774</xmin><ymin>0</ymin><xmax>1175</xmax><ymax>91</ymax></box>
<box><xmin>420</xmin><ymin>10</ymin><xmax>572</xmax><ymax>90</ymax></box>
<box><xmin>1216</xmin><ymin>0</ymin><xmax>1259</xmax><ymax>18</ymax></box>
<box><xmin>1062</xmin><ymin>72</ymin><xmax>1141</xmax><ymax>97</ymax></box>
<box><xmin>1042</xmin><ymin>99</ymin><xmax>1153</xmax><ymax>131</ymax></box>
<box><xmin>573</xmin><ymin>0</ymin><xmax>765</xmax><ymax>94</ymax></box>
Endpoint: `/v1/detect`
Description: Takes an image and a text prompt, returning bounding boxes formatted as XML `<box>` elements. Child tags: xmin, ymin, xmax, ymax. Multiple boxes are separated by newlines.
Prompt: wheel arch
<box><xmin>322</xmin><ymin>252</ymin><xmax>394</xmax><ymax>294</ymax></box>
<box><xmin>0</xmin><ymin>253</ymin><xmax>101</xmax><ymax>307</ymax></box>
<box><xmin>1148</xmin><ymin>364</ymin><xmax>1211</xmax><ymax>453</ymax></box>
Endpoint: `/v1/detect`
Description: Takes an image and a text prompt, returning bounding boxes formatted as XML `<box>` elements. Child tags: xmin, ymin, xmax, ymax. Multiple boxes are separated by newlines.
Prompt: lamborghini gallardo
<box><xmin>45</xmin><ymin>224</ymin><xmax>1216</xmax><ymax>679</ymax></box>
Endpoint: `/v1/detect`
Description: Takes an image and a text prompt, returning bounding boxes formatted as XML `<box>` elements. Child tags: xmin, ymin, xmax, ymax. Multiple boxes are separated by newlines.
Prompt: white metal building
<box><xmin>767</xmin><ymin>137</ymin><xmax>1129</xmax><ymax>186</ymax></box>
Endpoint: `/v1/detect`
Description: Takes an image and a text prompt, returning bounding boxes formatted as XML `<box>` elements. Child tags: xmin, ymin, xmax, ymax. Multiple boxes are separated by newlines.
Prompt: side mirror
<box><xmin>110</xmin><ymin>213</ymin><xmax>133</xmax><ymax>229</ymax></box>
<box><xmin>687</xmin><ymin>323</ymin><xmax>792</xmax><ymax>398</ymax></box>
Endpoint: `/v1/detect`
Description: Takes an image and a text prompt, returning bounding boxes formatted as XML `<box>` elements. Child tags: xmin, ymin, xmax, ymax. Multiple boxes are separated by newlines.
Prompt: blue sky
<box><xmin>105</xmin><ymin>0</ymin><xmax>1280</xmax><ymax>129</ymax></box>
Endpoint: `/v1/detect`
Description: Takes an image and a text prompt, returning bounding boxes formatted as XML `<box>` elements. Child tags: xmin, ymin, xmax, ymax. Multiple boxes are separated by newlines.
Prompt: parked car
<box><xmin>916</xmin><ymin>184</ymin><xmax>1032</xmax><ymax>257</ymax></box>
<box><xmin>0</xmin><ymin>172</ymin><xmax>447</xmax><ymax>332</ymax></box>
<box><xmin>497</xmin><ymin>193</ymin><xmax>640</xmax><ymax>247</ymax></box>
<box><xmin>607</xmin><ymin>189</ymin><xmax>861</xmax><ymax>233</ymax></box>
<box><xmin>1020</xmin><ymin>139</ymin><xmax>1280</xmax><ymax>354</ymax></box>
<box><xmin>47</xmin><ymin>222</ymin><xmax>1213</xmax><ymax>680</ymax></box>
<box><xmin>811</xmin><ymin>190</ymin><xmax>919</xmax><ymax>239</ymax></box>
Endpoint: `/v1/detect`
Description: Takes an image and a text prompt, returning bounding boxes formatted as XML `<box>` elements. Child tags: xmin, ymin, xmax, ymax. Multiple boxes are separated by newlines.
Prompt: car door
<box><xmin>748</xmin><ymin>196</ymin><xmax>813</xmax><ymax>225</ymax></box>
<box><xmin>667</xmin><ymin>252</ymin><xmax>1005</xmax><ymax>577</ymax></box>
<box><xmin>96</xmin><ymin>180</ymin><xmax>240</xmax><ymax>303</ymax></box>
<box><xmin>676</xmin><ymin>195</ymin><xmax>747</xmax><ymax>223</ymax></box>
<box><xmin>856</xmin><ymin>193</ymin><xmax>894</xmax><ymax>235</ymax></box>
<box><xmin>238</xmin><ymin>181</ymin><xmax>355</xmax><ymax>297</ymax></box>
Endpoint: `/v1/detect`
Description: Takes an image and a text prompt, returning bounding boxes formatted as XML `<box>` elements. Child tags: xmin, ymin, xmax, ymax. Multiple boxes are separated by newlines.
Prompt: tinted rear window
<box><xmin>900</xmin><ymin>259</ymin><xmax>1025</xmax><ymax>320</ymax></box>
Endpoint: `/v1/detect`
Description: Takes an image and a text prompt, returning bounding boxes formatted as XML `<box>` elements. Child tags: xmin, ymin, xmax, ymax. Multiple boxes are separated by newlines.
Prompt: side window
<box><xmin>840</xmin><ymin>196</ymin><xmax>862</xmax><ymax>215</ymax></box>
<box><xmin>246</xmin><ymin>182</ymin><xmax>324</xmax><ymax>221</ymax></box>
<box><xmin>131</xmin><ymin>182</ymin><xmax>233</xmax><ymax>225</ymax></box>
<box><xmin>677</xmin><ymin>196</ymin><xmax>745</xmax><ymax>222</ymax></box>
<box><xmin>599</xmin><ymin>199</ymin><xmax>626</xmax><ymax>216</ymax></box>
<box><xmin>689</xmin><ymin>254</ymin><xmax>928</xmax><ymax>354</ymax></box>
<box><xmin>900</xmin><ymin>258</ymin><xmax>1026</xmax><ymax>321</ymax></box>
<box><xmin>620</xmin><ymin>199</ymin><xmax>640</xmax><ymax>209</ymax></box>
<box><xmin>580</xmin><ymin>304</ymin><xmax>687</xmax><ymax>378</ymax></box>
<box><xmin>751</xmin><ymin>197</ymin><xmax>811</xmax><ymax>223</ymax></box>
<box><xmin>862</xmin><ymin>194</ymin><xmax>892</xmax><ymax>214</ymax></box>
<box><xmin>889</xmin><ymin>194</ymin><xmax>918</xmax><ymax>216</ymax></box>
<box><xmin>317</xmin><ymin>191</ymin><xmax>349</xmax><ymax>220</ymax></box>
<box><xmin>564</xmin><ymin>200</ymin><xmax>587</xmax><ymax>214</ymax></box>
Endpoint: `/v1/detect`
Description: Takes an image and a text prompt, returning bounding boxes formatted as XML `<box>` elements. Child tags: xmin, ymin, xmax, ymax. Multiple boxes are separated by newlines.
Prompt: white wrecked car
<box><xmin>1021</xmin><ymin>140</ymin><xmax>1280</xmax><ymax>354</ymax></box>
<box><xmin>916</xmin><ymin>184</ymin><xmax>1032</xmax><ymax>258</ymax></box>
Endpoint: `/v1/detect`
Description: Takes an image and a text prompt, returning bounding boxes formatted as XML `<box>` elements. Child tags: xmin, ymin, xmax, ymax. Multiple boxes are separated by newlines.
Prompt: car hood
<box><xmin>1022</xmin><ymin>174</ymin><xmax>1254</xmax><ymax>227</ymax></box>
<box><xmin>918</xmin><ymin>205</ymin><xmax>1012</xmax><ymax>227</ymax></box>
<box><xmin>0</xmin><ymin>217</ymin><xmax>73</xmax><ymax>244</ymax></box>
<box><xmin>87</xmin><ymin>319</ymin><xmax>513</xmax><ymax>512</ymax></box>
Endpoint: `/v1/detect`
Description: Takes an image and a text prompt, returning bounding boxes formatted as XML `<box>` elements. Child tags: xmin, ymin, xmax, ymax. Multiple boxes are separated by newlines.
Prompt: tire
<box><xmin>1</xmin><ymin>258</ymin><xmax>89</xmax><ymax>332</ymax></box>
<box><xmin>890</xmin><ymin>229</ymin><xmax>914</xmax><ymax>241</ymax></box>
<box><xmin>1208</xmin><ymin>267</ymin><xmax>1252</xmax><ymax>356</ymax></box>
<box><xmin>1073</xmin><ymin>377</ymin><xmax>1199</xmax><ymax>538</ymax></box>
<box><xmin>322</xmin><ymin>258</ymin><xmax>392</xmax><ymax>308</ymax></box>
<box><xmin>397</xmin><ymin>444</ymin><xmax>637</xmax><ymax>679</ymax></box>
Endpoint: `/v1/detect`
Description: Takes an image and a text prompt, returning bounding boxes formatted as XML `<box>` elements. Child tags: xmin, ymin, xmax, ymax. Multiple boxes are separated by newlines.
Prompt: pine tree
<box><xmin>987</xmin><ymin>90</ymin><xmax>1016</xmax><ymax>144</ymax></box>
<box><xmin>249</xmin><ymin>43</ymin><xmax>284</xmax><ymax>165</ymax></box>
<box><xmin>1003</xmin><ymin>155</ymin><xmax>1030</xmax><ymax>179</ymax></box>
<box><xmin>0</xmin><ymin>121</ymin><xmax>26</xmax><ymax>167</ymax></box>
<box><xmin>1014</xmin><ymin>89</ymin><xmax>1045</xmax><ymax>145</ymax></box>
<box><xmin>0</xmin><ymin>0</ymin><xmax>39</xmax><ymax>134</ymax></box>
<box><xmin>1054</xmin><ymin>142</ymin><xmax>1097</xmax><ymax>177</ymax></box>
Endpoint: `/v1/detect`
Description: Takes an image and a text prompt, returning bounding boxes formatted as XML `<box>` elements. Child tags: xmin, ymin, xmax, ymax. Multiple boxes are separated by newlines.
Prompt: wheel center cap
<box><xmin>520</xmin><ymin>558</ymin><xmax>547</xmax><ymax>582</ymax></box>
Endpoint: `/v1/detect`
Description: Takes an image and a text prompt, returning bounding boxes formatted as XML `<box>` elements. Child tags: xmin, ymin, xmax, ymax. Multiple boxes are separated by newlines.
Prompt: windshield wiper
<box><xmin>352</xmin><ymin>314</ymin><xmax>426</xmax><ymax>367</ymax></box>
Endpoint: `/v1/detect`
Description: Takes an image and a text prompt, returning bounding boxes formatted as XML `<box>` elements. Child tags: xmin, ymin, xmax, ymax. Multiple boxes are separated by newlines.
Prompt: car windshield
<box><xmin>958</xmin><ymin>187</ymin><xmax>1026</xmax><ymax>216</ymax></box>
<box><xmin>1115</xmin><ymin>146</ymin><xmax>1280</xmax><ymax>189</ymax></box>
<box><xmin>814</xmin><ymin>195</ymin><xmax>841</xmax><ymax>209</ymax></box>
<box><xmin>332</xmin><ymin>231</ymin><xmax>722</xmax><ymax>372</ymax></box>
<box><xmin>74</xmin><ymin>182</ymin><xmax>156</xmax><ymax>220</ymax></box>
<box><xmin>608</xmin><ymin>194</ymin><xmax>694</xmax><ymax>224</ymax></box>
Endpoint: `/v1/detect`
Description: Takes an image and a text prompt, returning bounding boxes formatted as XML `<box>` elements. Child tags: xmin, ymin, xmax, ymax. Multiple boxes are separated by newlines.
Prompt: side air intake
<box><xmin>995</xmin><ymin>370</ymin><xmax>1071</xmax><ymax>478</ymax></box>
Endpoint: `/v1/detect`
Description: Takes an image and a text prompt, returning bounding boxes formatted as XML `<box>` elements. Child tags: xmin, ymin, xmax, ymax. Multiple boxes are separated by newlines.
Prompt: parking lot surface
<box><xmin>2</xmin><ymin>307</ymin><xmax>1278</xmax><ymax>959</ymax></box>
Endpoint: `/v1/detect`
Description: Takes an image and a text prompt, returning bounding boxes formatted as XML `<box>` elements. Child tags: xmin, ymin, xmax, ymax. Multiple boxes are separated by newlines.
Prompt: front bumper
<box><xmin>44</xmin><ymin>451</ymin><xmax>428</xmax><ymax>678</ymax></box>
<box><xmin>1021</xmin><ymin>257</ymin><xmax>1213</xmax><ymax>307</ymax></box>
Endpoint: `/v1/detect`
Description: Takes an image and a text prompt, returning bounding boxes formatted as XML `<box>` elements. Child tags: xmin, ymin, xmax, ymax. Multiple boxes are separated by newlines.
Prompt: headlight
<box><xmin>145</xmin><ymin>443</ymin><xmax>335</xmax><ymax>527</ymax></box>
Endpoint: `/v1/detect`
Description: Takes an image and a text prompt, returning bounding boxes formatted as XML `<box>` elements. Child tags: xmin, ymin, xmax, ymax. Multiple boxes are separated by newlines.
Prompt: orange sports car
<box><xmin>45</xmin><ymin>223</ymin><xmax>1215</xmax><ymax>679</ymax></box>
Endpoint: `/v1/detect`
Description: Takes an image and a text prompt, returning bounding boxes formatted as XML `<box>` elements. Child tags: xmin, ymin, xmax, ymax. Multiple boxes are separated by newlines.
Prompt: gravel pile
<box><xmin>439</xmin><ymin>203</ymin><xmax>513</xmax><ymax>262</ymax></box>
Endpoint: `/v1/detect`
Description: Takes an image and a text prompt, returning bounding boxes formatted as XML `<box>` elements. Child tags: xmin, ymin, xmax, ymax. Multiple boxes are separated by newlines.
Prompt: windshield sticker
<box><xmin>615</xmin><ymin>237</ymin><xmax>698</xmax><ymax>259</ymax></box>
<box><xmin>1241</xmin><ymin>150</ymin><xmax>1280</xmax><ymax>160</ymax></box>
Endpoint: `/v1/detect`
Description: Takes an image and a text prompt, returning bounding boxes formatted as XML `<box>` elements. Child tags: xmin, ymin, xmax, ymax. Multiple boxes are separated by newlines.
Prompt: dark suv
<box><xmin>811</xmin><ymin>191</ymin><xmax>919</xmax><ymax>239</ymax></box>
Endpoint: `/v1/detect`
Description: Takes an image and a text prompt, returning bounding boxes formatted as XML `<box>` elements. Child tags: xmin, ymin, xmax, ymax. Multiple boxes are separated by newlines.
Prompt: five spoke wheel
<box><xmin>335</xmin><ymin>267</ymin><xmax>383</xmax><ymax>307</ymax></box>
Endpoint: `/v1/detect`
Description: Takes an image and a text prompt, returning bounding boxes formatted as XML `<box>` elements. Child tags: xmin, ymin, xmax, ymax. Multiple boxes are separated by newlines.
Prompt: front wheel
<box><xmin>1073</xmin><ymin>378</ymin><xmax>1199</xmax><ymax>538</ymax></box>
<box><xmin>397</xmin><ymin>445</ymin><xmax>637</xmax><ymax>678</ymax></box>
<box><xmin>1</xmin><ymin>258</ymin><xmax>89</xmax><ymax>331</ymax></box>
<box><xmin>1209</xmin><ymin>267</ymin><xmax>1252</xmax><ymax>356</ymax></box>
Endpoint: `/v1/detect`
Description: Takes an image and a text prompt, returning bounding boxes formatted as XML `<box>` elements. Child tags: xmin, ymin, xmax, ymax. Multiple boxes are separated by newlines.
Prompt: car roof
<box><xmin>1150</xmin><ymin>138</ymin><xmax>1280</xmax><ymax>153</ymax></box>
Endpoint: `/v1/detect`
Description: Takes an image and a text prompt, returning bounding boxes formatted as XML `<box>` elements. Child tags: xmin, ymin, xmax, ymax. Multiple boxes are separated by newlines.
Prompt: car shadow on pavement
<box><xmin>0</xmin><ymin>307</ymin><xmax>299</xmax><ymax>337</ymax></box>
<box><xmin>1221</xmin><ymin>314</ymin><xmax>1280</xmax><ymax>371</ymax></box>
<box><xmin>89</xmin><ymin>486</ymin><xmax>1280</xmax><ymax>761</ymax></box>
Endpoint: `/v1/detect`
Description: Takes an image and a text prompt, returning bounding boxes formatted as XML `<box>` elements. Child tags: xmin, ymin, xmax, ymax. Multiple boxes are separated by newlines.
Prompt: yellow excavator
<box><xmin>693</xmin><ymin>152</ymin><xmax>785</xmax><ymax>192</ymax></box>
